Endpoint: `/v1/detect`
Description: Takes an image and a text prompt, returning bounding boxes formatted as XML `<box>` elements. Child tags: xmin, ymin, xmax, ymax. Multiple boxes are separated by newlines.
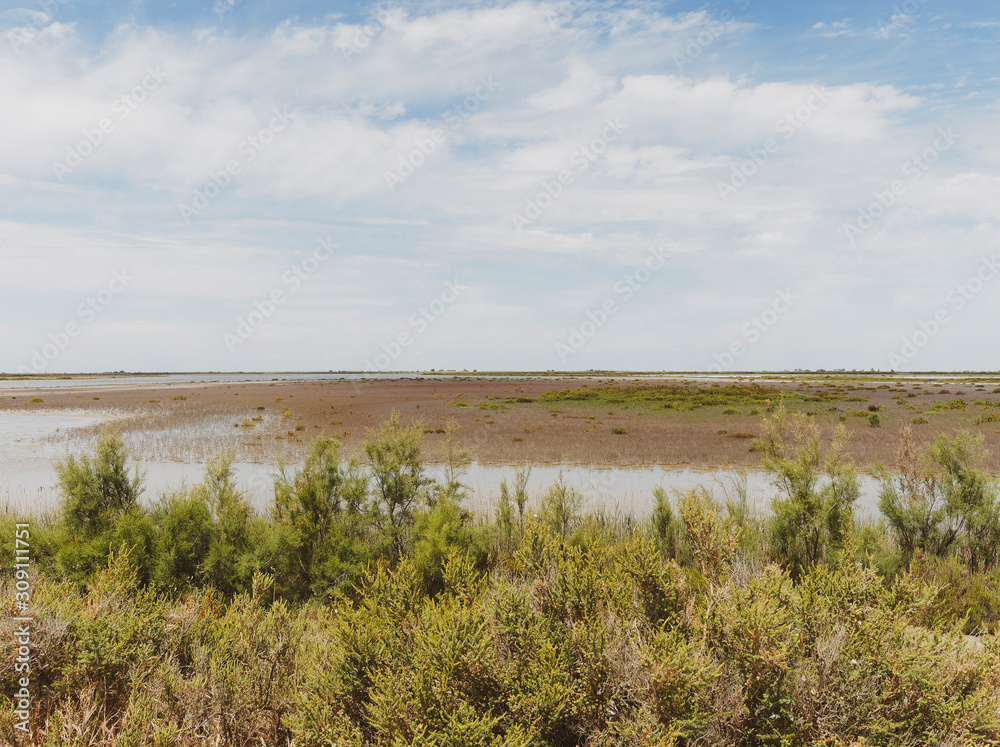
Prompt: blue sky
<box><xmin>1</xmin><ymin>0</ymin><xmax>998</xmax><ymax>373</ymax></box>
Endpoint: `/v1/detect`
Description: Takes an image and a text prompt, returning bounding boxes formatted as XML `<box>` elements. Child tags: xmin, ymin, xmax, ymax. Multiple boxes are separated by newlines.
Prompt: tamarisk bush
<box><xmin>753</xmin><ymin>405</ymin><xmax>860</xmax><ymax>578</ymax></box>
<box><xmin>878</xmin><ymin>426</ymin><xmax>1000</xmax><ymax>572</ymax></box>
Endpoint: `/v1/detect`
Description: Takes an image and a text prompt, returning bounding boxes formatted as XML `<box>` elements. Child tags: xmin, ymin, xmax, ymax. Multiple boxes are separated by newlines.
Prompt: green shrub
<box><xmin>56</xmin><ymin>429</ymin><xmax>144</xmax><ymax>538</ymax></box>
<box><xmin>411</xmin><ymin>497</ymin><xmax>487</xmax><ymax>596</ymax></box>
<box><xmin>910</xmin><ymin>553</ymin><xmax>1000</xmax><ymax>633</ymax></box>
<box><xmin>650</xmin><ymin>486</ymin><xmax>678</xmax><ymax>560</ymax></box>
<box><xmin>707</xmin><ymin>564</ymin><xmax>795</xmax><ymax>740</ymax></box>
<box><xmin>151</xmin><ymin>488</ymin><xmax>214</xmax><ymax>592</ymax></box>
<box><xmin>363</xmin><ymin>410</ymin><xmax>432</xmax><ymax>558</ymax></box>
<box><xmin>930</xmin><ymin>399</ymin><xmax>966</xmax><ymax>411</ymax></box>
<box><xmin>7</xmin><ymin>413</ymin><xmax>1000</xmax><ymax>746</ymax></box>
<box><xmin>366</xmin><ymin>593</ymin><xmax>503</xmax><ymax>742</ymax></box>
<box><xmin>754</xmin><ymin>407</ymin><xmax>859</xmax><ymax>578</ymax></box>
<box><xmin>49</xmin><ymin>430</ymin><xmax>155</xmax><ymax>584</ymax></box>
<box><xmin>879</xmin><ymin>426</ymin><xmax>1000</xmax><ymax>571</ymax></box>
<box><xmin>494</xmin><ymin>467</ymin><xmax>531</xmax><ymax>558</ymax></box>
<box><xmin>540</xmin><ymin>473</ymin><xmax>583</xmax><ymax>543</ymax></box>
<box><xmin>434</xmin><ymin>420</ymin><xmax>472</xmax><ymax>505</ymax></box>
<box><xmin>196</xmin><ymin>454</ymin><xmax>265</xmax><ymax>597</ymax></box>
<box><xmin>270</xmin><ymin>438</ymin><xmax>370</xmax><ymax>601</ymax></box>
<box><xmin>678</xmin><ymin>489</ymin><xmax>739</xmax><ymax>584</ymax></box>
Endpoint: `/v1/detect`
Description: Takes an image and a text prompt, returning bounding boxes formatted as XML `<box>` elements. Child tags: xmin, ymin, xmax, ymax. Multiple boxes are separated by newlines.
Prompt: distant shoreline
<box><xmin>2</xmin><ymin>374</ymin><xmax>999</xmax><ymax>475</ymax></box>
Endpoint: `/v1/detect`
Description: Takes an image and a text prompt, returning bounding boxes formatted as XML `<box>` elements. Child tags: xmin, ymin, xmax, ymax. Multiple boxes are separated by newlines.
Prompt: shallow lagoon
<box><xmin>0</xmin><ymin>410</ymin><xmax>882</xmax><ymax>518</ymax></box>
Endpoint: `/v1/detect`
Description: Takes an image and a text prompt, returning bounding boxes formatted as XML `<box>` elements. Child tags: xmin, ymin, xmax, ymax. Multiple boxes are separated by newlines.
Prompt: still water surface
<box><xmin>0</xmin><ymin>410</ymin><xmax>882</xmax><ymax>517</ymax></box>
<box><xmin>0</xmin><ymin>372</ymin><xmax>430</xmax><ymax>390</ymax></box>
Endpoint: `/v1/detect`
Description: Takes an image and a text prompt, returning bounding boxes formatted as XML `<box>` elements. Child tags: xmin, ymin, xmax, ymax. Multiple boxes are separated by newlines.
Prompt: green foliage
<box><xmin>270</xmin><ymin>438</ymin><xmax>370</xmax><ymax>601</ymax></box>
<box><xmin>435</xmin><ymin>419</ymin><xmax>472</xmax><ymax>504</ymax></box>
<box><xmin>366</xmin><ymin>593</ymin><xmax>503</xmax><ymax>742</ymax></box>
<box><xmin>363</xmin><ymin>410</ymin><xmax>432</xmax><ymax>557</ymax></box>
<box><xmin>929</xmin><ymin>399</ymin><xmax>967</xmax><ymax>411</ymax></box>
<box><xmin>151</xmin><ymin>488</ymin><xmax>214</xmax><ymax>591</ymax></box>
<box><xmin>678</xmin><ymin>489</ymin><xmax>739</xmax><ymax>584</ymax></box>
<box><xmin>539</xmin><ymin>472</ymin><xmax>583</xmax><ymax>543</ymax></box>
<box><xmin>537</xmin><ymin>382</ymin><xmax>784</xmax><ymax>410</ymax></box>
<box><xmin>411</xmin><ymin>497</ymin><xmax>488</xmax><ymax>595</ymax></box>
<box><xmin>754</xmin><ymin>406</ymin><xmax>860</xmax><ymax>578</ymax></box>
<box><xmin>494</xmin><ymin>478</ymin><xmax>517</xmax><ymax>558</ymax></box>
<box><xmin>879</xmin><ymin>426</ymin><xmax>1000</xmax><ymax>572</ymax></box>
<box><xmin>56</xmin><ymin>428</ymin><xmax>144</xmax><ymax>538</ymax></box>
<box><xmin>194</xmin><ymin>454</ymin><xmax>264</xmax><ymax>597</ymax></box>
<box><xmin>7</xmin><ymin>413</ymin><xmax>1000</xmax><ymax>745</ymax></box>
<box><xmin>650</xmin><ymin>486</ymin><xmax>679</xmax><ymax>560</ymax></box>
<box><xmin>495</xmin><ymin>467</ymin><xmax>532</xmax><ymax>562</ymax></box>
<box><xmin>909</xmin><ymin>553</ymin><xmax>1000</xmax><ymax>633</ymax></box>
<box><xmin>201</xmin><ymin>574</ymin><xmax>300</xmax><ymax>744</ymax></box>
<box><xmin>708</xmin><ymin>564</ymin><xmax>795</xmax><ymax>742</ymax></box>
<box><xmin>45</xmin><ymin>432</ymin><xmax>154</xmax><ymax>586</ymax></box>
<box><xmin>511</xmin><ymin>466</ymin><xmax>530</xmax><ymax>527</ymax></box>
<box><xmin>477</xmin><ymin>398</ymin><xmax>509</xmax><ymax>412</ymax></box>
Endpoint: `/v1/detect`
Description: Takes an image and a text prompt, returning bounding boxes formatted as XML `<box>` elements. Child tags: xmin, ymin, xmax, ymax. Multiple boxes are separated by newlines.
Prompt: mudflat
<box><xmin>3</xmin><ymin>374</ymin><xmax>1000</xmax><ymax>473</ymax></box>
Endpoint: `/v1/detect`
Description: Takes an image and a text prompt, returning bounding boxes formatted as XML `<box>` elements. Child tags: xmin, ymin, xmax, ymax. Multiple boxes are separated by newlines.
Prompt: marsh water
<box><xmin>0</xmin><ymin>371</ymin><xmax>667</xmax><ymax>391</ymax></box>
<box><xmin>0</xmin><ymin>372</ymin><xmax>425</xmax><ymax>390</ymax></box>
<box><xmin>0</xmin><ymin>409</ymin><xmax>883</xmax><ymax>518</ymax></box>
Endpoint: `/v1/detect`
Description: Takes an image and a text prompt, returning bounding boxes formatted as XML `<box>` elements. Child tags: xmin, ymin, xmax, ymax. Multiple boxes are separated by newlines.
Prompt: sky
<box><xmin>0</xmin><ymin>0</ymin><xmax>998</xmax><ymax>373</ymax></box>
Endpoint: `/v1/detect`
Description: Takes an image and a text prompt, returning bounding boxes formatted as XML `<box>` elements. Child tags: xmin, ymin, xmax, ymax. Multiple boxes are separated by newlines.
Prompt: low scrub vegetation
<box><xmin>536</xmin><ymin>382</ymin><xmax>785</xmax><ymax>411</ymax></box>
<box><xmin>530</xmin><ymin>382</ymin><xmax>871</xmax><ymax>413</ymax></box>
<box><xmin>3</xmin><ymin>409</ymin><xmax>1000</xmax><ymax>745</ymax></box>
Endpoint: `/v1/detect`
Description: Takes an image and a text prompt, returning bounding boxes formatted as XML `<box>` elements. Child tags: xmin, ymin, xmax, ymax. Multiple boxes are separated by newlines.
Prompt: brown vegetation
<box><xmin>3</xmin><ymin>375</ymin><xmax>1000</xmax><ymax>472</ymax></box>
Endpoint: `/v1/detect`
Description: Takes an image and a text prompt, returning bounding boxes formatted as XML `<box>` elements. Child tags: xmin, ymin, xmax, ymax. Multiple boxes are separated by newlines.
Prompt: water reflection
<box><xmin>0</xmin><ymin>371</ymin><xmax>594</xmax><ymax>391</ymax></box>
<box><xmin>0</xmin><ymin>411</ymin><xmax>882</xmax><ymax>517</ymax></box>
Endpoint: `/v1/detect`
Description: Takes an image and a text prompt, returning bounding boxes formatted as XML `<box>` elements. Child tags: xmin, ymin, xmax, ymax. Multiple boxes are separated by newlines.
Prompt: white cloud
<box><xmin>527</xmin><ymin>59</ymin><xmax>616</xmax><ymax>111</ymax></box>
<box><xmin>0</xmin><ymin>1</ymin><xmax>996</xmax><ymax>371</ymax></box>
